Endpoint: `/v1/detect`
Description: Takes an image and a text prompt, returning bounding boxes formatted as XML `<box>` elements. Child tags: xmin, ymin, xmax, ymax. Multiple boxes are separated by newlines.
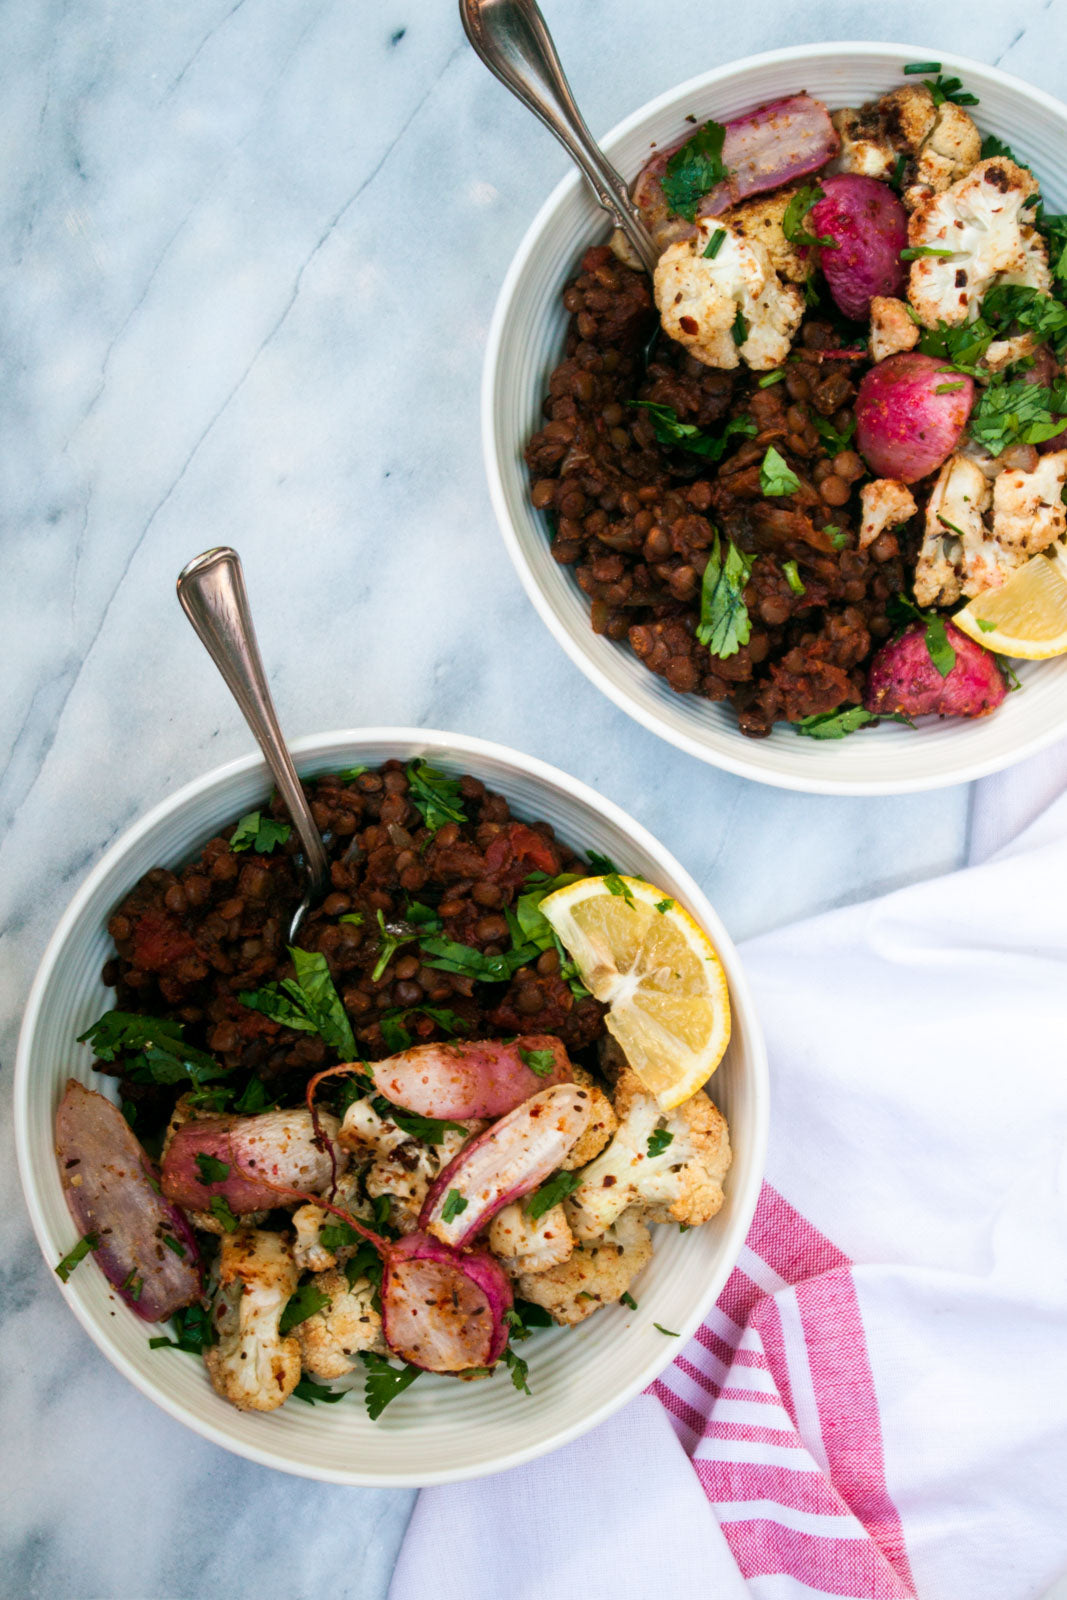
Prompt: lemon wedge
<box><xmin>539</xmin><ymin>875</ymin><xmax>730</xmax><ymax>1110</ymax></box>
<box><xmin>954</xmin><ymin>542</ymin><xmax>1067</xmax><ymax>659</ymax></box>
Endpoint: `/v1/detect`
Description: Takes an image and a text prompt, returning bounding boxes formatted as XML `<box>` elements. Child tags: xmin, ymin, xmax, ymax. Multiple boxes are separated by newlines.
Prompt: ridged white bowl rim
<box><xmin>15</xmin><ymin>727</ymin><xmax>768</xmax><ymax>1485</ymax></box>
<box><xmin>484</xmin><ymin>42</ymin><xmax>1067</xmax><ymax>795</ymax></box>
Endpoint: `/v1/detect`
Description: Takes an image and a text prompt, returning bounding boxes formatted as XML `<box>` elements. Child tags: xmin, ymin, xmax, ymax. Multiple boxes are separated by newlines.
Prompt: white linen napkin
<box><xmin>390</xmin><ymin>737</ymin><xmax>1067</xmax><ymax>1600</ymax></box>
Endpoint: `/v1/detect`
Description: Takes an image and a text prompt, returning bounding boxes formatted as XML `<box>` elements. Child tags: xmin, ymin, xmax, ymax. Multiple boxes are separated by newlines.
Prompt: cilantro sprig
<box><xmin>695</xmin><ymin>531</ymin><xmax>754</xmax><ymax>660</ymax></box>
<box><xmin>631</xmin><ymin>401</ymin><xmax>757</xmax><ymax>462</ymax></box>
<box><xmin>359</xmin><ymin>1351</ymin><xmax>422</xmax><ymax>1420</ymax></box>
<box><xmin>229</xmin><ymin>810</ymin><xmax>291</xmax><ymax>854</ymax></box>
<box><xmin>240</xmin><ymin>946</ymin><xmax>356</xmax><ymax>1059</ymax></box>
<box><xmin>405</xmin><ymin>762</ymin><xmax>467</xmax><ymax>833</ymax></box>
<box><xmin>77</xmin><ymin>1011</ymin><xmax>228</xmax><ymax>1089</ymax></box>
<box><xmin>661</xmin><ymin>120</ymin><xmax>729</xmax><ymax>221</ymax></box>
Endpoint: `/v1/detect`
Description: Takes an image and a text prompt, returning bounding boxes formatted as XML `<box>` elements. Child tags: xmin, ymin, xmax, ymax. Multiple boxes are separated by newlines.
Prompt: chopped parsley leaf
<box><xmin>209</xmin><ymin>1196</ymin><xmax>238</xmax><ymax>1232</ymax></box>
<box><xmin>149</xmin><ymin>1302</ymin><xmax>217</xmax><ymax>1355</ymax></box>
<box><xmin>405</xmin><ymin>762</ymin><xmax>467</xmax><ymax>833</ymax></box>
<box><xmin>194</xmin><ymin>1152</ymin><xmax>230</xmax><ymax>1186</ymax></box>
<box><xmin>441</xmin><ymin>1188</ymin><xmax>469</xmax><ymax>1224</ymax></box>
<box><xmin>504</xmin><ymin>1346</ymin><xmax>532</xmax><ymax>1395</ymax></box>
<box><xmin>793</xmin><ymin>706</ymin><xmax>880</xmax><ymax>739</ymax></box>
<box><xmin>603</xmin><ymin>872</ymin><xmax>635</xmax><ymax>907</ymax></box>
<box><xmin>280</xmin><ymin>1283</ymin><xmax>332</xmax><ymax>1335</ymax></box>
<box><xmin>969</xmin><ymin>376</ymin><xmax>1067</xmax><ymax>455</ymax></box>
<box><xmin>781</xmin><ymin>183</ymin><xmax>838</xmax><ymax>249</ymax></box>
<box><xmin>647</xmin><ymin>1128</ymin><xmax>675</xmax><ymax>1157</ymax></box>
<box><xmin>654</xmin><ymin>898</ymin><xmax>674</xmax><ymax>914</ymax></box>
<box><xmin>585</xmin><ymin>850</ymin><xmax>619</xmax><ymax>876</ymax></box>
<box><xmin>696</xmin><ymin>531</ymin><xmax>754</xmax><ymax>660</ymax></box>
<box><xmin>976</xmin><ymin>618</ymin><xmax>998</xmax><ymax>633</ymax></box>
<box><xmin>359</xmin><ymin>1351</ymin><xmax>422</xmax><ymax>1420</ymax></box>
<box><xmin>230</xmin><ymin>810</ymin><xmax>292</xmax><ymax>854</ymax></box>
<box><xmin>293</xmin><ymin>1377</ymin><xmax>347</xmax><ymax>1404</ymax></box>
<box><xmin>924</xmin><ymin>613</ymin><xmax>956</xmax><ymax>678</ymax></box>
<box><xmin>519</xmin><ymin>1047</ymin><xmax>558</xmax><ymax>1078</ymax></box>
<box><xmin>782</xmin><ymin>559</ymin><xmax>806</xmax><ymax>596</ymax></box>
<box><xmin>525</xmin><ymin>1169</ymin><xmax>583</xmax><ymax>1222</ymax></box>
<box><xmin>55</xmin><ymin>1233</ymin><xmax>98</xmax><ymax>1283</ymax></box>
<box><xmin>760</xmin><ymin>446</ymin><xmax>801</xmax><ymax>498</ymax></box>
<box><xmin>900</xmin><ymin>245</ymin><xmax>955</xmax><ymax>259</ymax></box>
<box><xmin>661</xmin><ymin>119</ymin><xmax>729</xmax><ymax>221</ymax></box>
<box><xmin>240</xmin><ymin>946</ymin><xmax>356</xmax><ymax>1059</ymax></box>
<box><xmin>631</xmin><ymin>401</ymin><xmax>757</xmax><ymax>462</ymax></box>
<box><xmin>811</xmin><ymin>413</ymin><xmax>857</xmax><ymax>456</ymax></box>
<box><xmin>418</xmin><ymin>934</ymin><xmax>540</xmax><ymax>984</ymax></box>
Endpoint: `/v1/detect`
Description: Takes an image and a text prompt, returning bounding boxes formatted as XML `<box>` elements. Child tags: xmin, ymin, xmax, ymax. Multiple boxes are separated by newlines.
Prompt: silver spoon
<box><xmin>459</xmin><ymin>0</ymin><xmax>658</xmax><ymax>276</ymax></box>
<box><xmin>176</xmin><ymin>546</ymin><xmax>329</xmax><ymax>943</ymax></box>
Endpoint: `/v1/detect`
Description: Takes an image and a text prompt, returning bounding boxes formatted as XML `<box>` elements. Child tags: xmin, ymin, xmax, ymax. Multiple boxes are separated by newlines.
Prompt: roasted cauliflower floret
<box><xmin>858</xmin><ymin>478</ymin><xmax>918</xmax><ymax>551</ymax></box>
<box><xmin>907</xmin><ymin>101</ymin><xmax>983</xmax><ymax>204</ymax></box>
<box><xmin>489</xmin><ymin>1201</ymin><xmax>574</xmax><ymax>1274</ymax></box>
<box><xmin>832</xmin><ymin>85</ymin><xmax>979</xmax><ymax>203</ymax></box>
<box><xmin>907</xmin><ymin>159</ymin><xmax>1049</xmax><ymax>328</ymax></box>
<box><xmin>339</xmin><ymin>1096</ymin><xmax>480</xmax><ymax>1234</ymax></box>
<box><xmin>203</xmin><ymin>1229</ymin><xmax>301</xmax><ymax>1413</ymax></box>
<box><xmin>869</xmin><ymin>295</ymin><xmax>920</xmax><ymax>363</ymax></box>
<box><xmin>515</xmin><ymin>1208</ymin><xmax>653</xmax><ymax>1325</ymax></box>
<box><xmin>991</xmin><ymin>450</ymin><xmax>1067</xmax><ymax>557</ymax></box>
<box><xmin>294</xmin><ymin>1267</ymin><xmax>385</xmax><ymax>1381</ymax></box>
<box><xmin>720</xmin><ymin>188</ymin><xmax>813</xmax><ymax>284</ymax></box>
<box><xmin>292</xmin><ymin>1171</ymin><xmax>368</xmax><ymax>1273</ymax></box>
<box><xmin>915</xmin><ymin>453</ymin><xmax>995</xmax><ymax>605</ymax></box>
<box><xmin>653</xmin><ymin>218</ymin><xmax>804</xmax><ymax>371</ymax></box>
<box><xmin>567</xmin><ymin>1067</ymin><xmax>731</xmax><ymax>1240</ymax></box>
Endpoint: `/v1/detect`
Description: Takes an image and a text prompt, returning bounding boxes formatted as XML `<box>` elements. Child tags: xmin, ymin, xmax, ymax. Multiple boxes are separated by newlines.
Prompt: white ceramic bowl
<box><xmin>15</xmin><ymin>728</ymin><xmax>767</xmax><ymax>1485</ymax></box>
<box><xmin>485</xmin><ymin>43</ymin><xmax>1067</xmax><ymax>794</ymax></box>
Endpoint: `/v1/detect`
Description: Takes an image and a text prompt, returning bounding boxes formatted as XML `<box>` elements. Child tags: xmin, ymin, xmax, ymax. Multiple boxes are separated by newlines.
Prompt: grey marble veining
<box><xmin>2</xmin><ymin>1</ymin><xmax>1063</xmax><ymax>1596</ymax></box>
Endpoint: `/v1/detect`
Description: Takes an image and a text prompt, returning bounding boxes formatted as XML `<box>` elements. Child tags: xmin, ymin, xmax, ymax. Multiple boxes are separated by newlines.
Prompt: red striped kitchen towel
<box><xmin>651</xmin><ymin>1183</ymin><xmax>915</xmax><ymax>1598</ymax></box>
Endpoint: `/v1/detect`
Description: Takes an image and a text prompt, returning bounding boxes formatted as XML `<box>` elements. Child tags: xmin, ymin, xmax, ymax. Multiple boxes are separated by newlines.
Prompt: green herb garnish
<box><xmin>793</xmin><ymin>706</ymin><xmax>880</xmax><ymax>739</ymax></box>
<box><xmin>647</xmin><ymin>1128</ymin><xmax>674</xmax><ymax>1157</ymax></box>
<box><xmin>441</xmin><ymin>1189</ymin><xmax>469</xmax><ymax>1224</ymax></box>
<box><xmin>405</xmin><ymin>762</ymin><xmax>467</xmax><ymax>833</ymax></box>
<box><xmin>280</xmin><ymin>1283</ymin><xmax>332</xmax><ymax>1335</ymax></box>
<box><xmin>696</xmin><ymin>531</ymin><xmax>754</xmax><ymax>660</ymax></box>
<box><xmin>969</xmin><ymin>376</ymin><xmax>1067</xmax><ymax>455</ymax></box>
<box><xmin>811</xmin><ymin>414</ymin><xmax>857</xmax><ymax>456</ymax></box>
<box><xmin>654</xmin><ymin>1323</ymin><xmax>681</xmax><ymax>1337</ymax></box>
<box><xmin>758</xmin><ymin>370</ymin><xmax>785</xmax><ymax>387</ymax></box>
<box><xmin>194</xmin><ymin>1152</ymin><xmax>230</xmax><ymax>1186</ymax></box>
<box><xmin>631</xmin><ymin>402</ymin><xmax>757</xmax><ymax>463</ymax></box>
<box><xmin>292</xmin><ymin>1377</ymin><xmax>347</xmax><ymax>1404</ymax></box>
<box><xmin>732</xmin><ymin>307</ymin><xmax>748</xmax><ymax>345</ymax></box>
<box><xmin>229</xmin><ymin>810</ymin><xmax>292</xmax><ymax>854</ymax></box>
<box><xmin>359</xmin><ymin>1351</ymin><xmax>422</xmax><ymax>1419</ymax></box>
<box><xmin>209</xmin><ymin>1196</ymin><xmax>238</xmax><ymax>1232</ymax></box>
<box><xmin>661</xmin><ymin>119</ymin><xmax>729</xmax><ymax>221</ymax></box>
<box><xmin>655</xmin><ymin>898</ymin><xmax>674</xmax><ymax>914</ymax></box>
<box><xmin>781</xmin><ymin>183</ymin><xmax>838</xmax><ymax>249</ymax></box>
<box><xmin>55</xmin><ymin>1233</ymin><xmax>98</xmax><ymax>1283</ymax></box>
<box><xmin>77</xmin><ymin>1010</ymin><xmax>228</xmax><ymax>1089</ymax></box>
<box><xmin>519</xmin><ymin>1047</ymin><xmax>558</xmax><ymax>1078</ymax></box>
<box><xmin>503</xmin><ymin>1346</ymin><xmax>532</xmax><ymax>1395</ymax></box>
<box><xmin>418</xmin><ymin>934</ymin><xmax>540</xmax><ymax>985</ymax></box>
<box><xmin>149</xmin><ymin>1302</ymin><xmax>218</xmax><ymax>1354</ymax></box>
<box><xmin>525</xmin><ymin>1169</ymin><xmax>583</xmax><ymax>1222</ymax></box>
<box><xmin>781</xmin><ymin>560</ymin><xmax>806</xmax><ymax>596</ymax></box>
<box><xmin>900</xmin><ymin>245</ymin><xmax>955</xmax><ymax>260</ymax></box>
<box><xmin>759</xmin><ymin>446</ymin><xmax>801</xmax><ymax>498</ymax></box>
<box><xmin>162</xmin><ymin>1234</ymin><xmax>186</xmax><ymax>1258</ymax></box>
<box><xmin>603</xmin><ymin>872</ymin><xmax>635</xmax><ymax>907</ymax></box>
<box><xmin>703</xmin><ymin>227</ymin><xmax>726</xmax><ymax>259</ymax></box>
<box><xmin>240</xmin><ymin>946</ymin><xmax>357</xmax><ymax>1059</ymax></box>
<box><xmin>620</xmin><ymin>1291</ymin><xmax>638</xmax><ymax>1310</ymax></box>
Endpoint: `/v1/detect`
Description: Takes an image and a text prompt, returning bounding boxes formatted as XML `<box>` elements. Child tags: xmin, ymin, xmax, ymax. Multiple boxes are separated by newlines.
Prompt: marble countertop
<box><xmin>2</xmin><ymin>0</ymin><xmax>1063</xmax><ymax>1594</ymax></box>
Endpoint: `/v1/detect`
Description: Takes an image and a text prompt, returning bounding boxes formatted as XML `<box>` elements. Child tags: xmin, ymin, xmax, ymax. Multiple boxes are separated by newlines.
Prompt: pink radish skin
<box><xmin>369</xmin><ymin>1035</ymin><xmax>573</xmax><ymax>1121</ymax></box>
<box><xmin>56</xmin><ymin>1079</ymin><xmax>201</xmax><ymax>1321</ymax></box>
<box><xmin>865</xmin><ymin>623</ymin><xmax>1007</xmax><ymax>718</ymax></box>
<box><xmin>381</xmin><ymin>1231</ymin><xmax>513</xmax><ymax>1373</ymax></box>
<box><xmin>855</xmin><ymin>353</ymin><xmax>974</xmax><ymax>482</ymax></box>
<box><xmin>809</xmin><ymin>176</ymin><xmax>907</xmax><ymax>319</ymax></box>
<box><xmin>420</xmin><ymin>1083</ymin><xmax>594</xmax><ymax>1249</ymax></box>
<box><xmin>632</xmin><ymin>94</ymin><xmax>839</xmax><ymax>251</ymax></box>
<box><xmin>161</xmin><ymin>1108</ymin><xmax>345</xmax><ymax>1213</ymax></box>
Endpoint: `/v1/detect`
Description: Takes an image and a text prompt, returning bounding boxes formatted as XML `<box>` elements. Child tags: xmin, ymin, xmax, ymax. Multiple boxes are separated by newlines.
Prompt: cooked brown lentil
<box><xmin>525</xmin><ymin>245</ymin><xmax>908</xmax><ymax>737</ymax></box>
<box><xmin>97</xmin><ymin>763</ymin><xmax>606</xmax><ymax>1136</ymax></box>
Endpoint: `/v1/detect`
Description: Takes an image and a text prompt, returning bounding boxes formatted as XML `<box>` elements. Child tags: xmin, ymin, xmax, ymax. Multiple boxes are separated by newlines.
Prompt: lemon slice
<box><xmin>539</xmin><ymin>875</ymin><xmax>730</xmax><ymax>1110</ymax></box>
<box><xmin>954</xmin><ymin>542</ymin><xmax>1067</xmax><ymax>659</ymax></box>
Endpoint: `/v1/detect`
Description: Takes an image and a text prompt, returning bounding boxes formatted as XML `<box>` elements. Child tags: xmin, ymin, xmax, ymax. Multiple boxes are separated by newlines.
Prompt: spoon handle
<box><xmin>460</xmin><ymin>0</ymin><xmax>659</xmax><ymax>275</ymax></box>
<box><xmin>176</xmin><ymin>547</ymin><xmax>329</xmax><ymax>900</ymax></box>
